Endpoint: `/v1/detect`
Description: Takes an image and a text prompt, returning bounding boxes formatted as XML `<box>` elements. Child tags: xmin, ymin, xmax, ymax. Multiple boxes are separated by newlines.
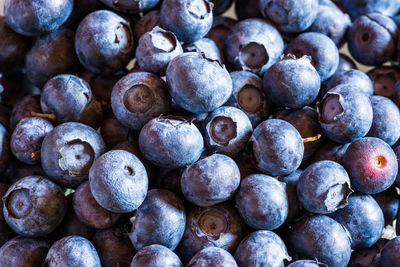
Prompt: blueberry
<box><xmin>73</xmin><ymin>181</ymin><xmax>121</xmax><ymax>229</ymax></box>
<box><xmin>4</xmin><ymin>0</ymin><xmax>73</xmax><ymax>36</ymax></box>
<box><xmin>183</xmin><ymin>38</ymin><xmax>223</xmax><ymax>63</ymax></box>
<box><xmin>234</xmin><ymin>230</ymin><xmax>291</xmax><ymax>267</ymax></box>
<box><xmin>111</xmin><ymin>72</ymin><xmax>171</xmax><ymax>131</ymax></box>
<box><xmin>394</xmin><ymin>145</ymin><xmax>400</xmax><ymax>186</ymax></box>
<box><xmin>348</xmin><ymin>13</ymin><xmax>398</xmax><ymax>66</ymax></box>
<box><xmin>178</xmin><ymin>203</ymin><xmax>245</xmax><ymax>262</ymax></box>
<box><xmin>100</xmin><ymin>114</ymin><xmax>129</xmax><ymax>149</ymax></box>
<box><xmin>0</xmin><ymin>236</ymin><xmax>50</xmax><ymax>266</ymax></box>
<box><xmin>3</xmin><ymin>176</ymin><xmax>67</xmax><ymax>237</ymax></box>
<box><xmin>45</xmin><ymin>236</ymin><xmax>101</xmax><ymax>267</ymax></box>
<box><xmin>154</xmin><ymin>167</ymin><xmax>184</xmax><ymax>197</ymax></box>
<box><xmin>188</xmin><ymin>247</ymin><xmax>238</xmax><ymax>267</ymax></box>
<box><xmin>317</xmin><ymin>84</ymin><xmax>373</xmax><ymax>143</ymax></box>
<box><xmin>0</xmin><ymin>123</ymin><xmax>10</xmax><ymax>174</ymax></box>
<box><xmin>341</xmin><ymin>0</ymin><xmax>400</xmax><ymax>20</ymax></box>
<box><xmin>263</xmin><ymin>55</ymin><xmax>321</xmax><ymax>109</ymax></box>
<box><xmin>41</xmin><ymin>74</ymin><xmax>103</xmax><ymax>128</ymax></box>
<box><xmin>133</xmin><ymin>10</ymin><xmax>160</xmax><ymax>43</ymax></box>
<box><xmin>129</xmin><ymin>189</ymin><xmax>185</xmax><ymax>251</ymax></box>
<box><xmin>235</xmin><ymin>0</ymin><xmax>263</xmax><ymax>20</ymax></box>
<box><xmin>64</xmin><ymin>0</ymin><xmax>104</xmax><ymax>29</ymax></box>
<box><xmin>285</xmin><ymin>32</ymin><xmax>339</xmax><ymax>81</ymax></box>
<box><xmin>249</xmin><ymin>119</ymin><xmax>304</xmax><ymax>176</ymax></box>
<box><xmin>99</xmin><ymin>0</ymin><xmax>160</xmax><ymax>13</ymax></box>
<box><xmin>206</xmin><ymin>16</ymin><xmax>237</xmax><ymax>57</ymax></box>
<box><xmin>160</xmin><ymin>0</ymin><xmax>213</xmax><ymax>43</ymax></box>
<box><xmin>329</xmin><ymin>193</ymin><xmax>384</xmax><ymax>249</ymax></box>
<box><xmin>349</xmin><ymin>240</ymin><xmax>384</xmax><ymax>267</ymax></box>
<box><xmin>90</xmin><ymin>72</ymin><xmax>125</xmax><ymax>114</ymax></box>
<box><xmin>11</xmin><ymin>117</ymin><xmax>53</xmax><ymax>165</ymax></box>
<box><xmin>343</xmin><ymin>137</ymin><xmax>398</xmax><ymax>194</ymax></box>
<box><xmin>381</xmin><ymin>236</ymin><xmax>400</xmax><ymax>267</ymax></box>
<box><xmin>166</xmin><ymin>52</ymin><xmax>232</xmax><ymax>114</ymax></box>
<box><xmin>279</xmin><ymin>170</ymin><xmax>305</xmax><ymax>224</ymax></box>
<box><xmin>4</xmin><ymin>161</ymin><xmax>45</xmax><ymax>185</ymax></box>
<box><xmin>92</xmin><ymin>226</ymin><xmax>136</xmax><ymax>267</ymax></box>
<box><xmin>259</xmin><ymin>0</ymin><xmax>318</xmax><ymax>33</ymax></box>
<box><xmin>372</xmin><ymin>187</ymin><xmax>399</xmax><ymax>226</ymax></box>
<box><xmin>311</xmin><ymin>141</ymin><xmax>349</xmax><ymax>165</ymax></box>
<box><xmin>368</xmin><ymin>66</ymin><xmax>400</xmax><ymax>98</ymax></box>
<box><xmin>75</xmin><ymin>10</ymin><xmax>135</xmax><ymax>75</ymax></box>
<box><xmin>288</xmin><ymin>215</ymin><xmax>351</xmax><ymax>267</ymax></box>
<box><xmin>236</xmin><ymin>173</ymin><xmax>288</xmax><ymax>230</ymax></box>
<box><xmin>287</xmin><ymin>260</ymin><xmax>328</xmax><ymax>267</ymax></box>
<box><xmin>136</xmin><ymin>27</ymin><xmax>183</xmax><ymax>75</ymax></box>
<box><xmin>9</xmin><ymin>94</ymin><xmax>41</xmax><ymax>130</ymax></box>
<box><xmin>223</xmin><ymin>19</ymin><xmax>284</xmax><ymax>75</ymax></box>
<box><xmin>336</xmin><ymin>53</ymin><xmax>357</xmax><ymax>75</ymax></box>
<box><xmin>211</xmin><ymin>0</ymin><xmax>233</xmax><ymax>15</ymax></box>
<box><xmin>131</xmin><ymin>244</ymin><xmax>182</xmax><ymax>267</ymax></box>
<box><xmin>225</xmin><ymin>70</ymin><xmax>267</xmax><ymax>127</ymax></box>
<box><xmin>25</xmin><ymin>28</ymin><xmax>80</xmax><ymax>88</ymax></box>
<box><xmin>202</xmin><ymin>107</ymin><xmax>253</xmax><ymax>158</ymax></box>
<box><xmin>41</xmin><ymin>122</ymin><xmax>105</xmax><ymax>188</ymax></box>
<box><xmin>326</xmin><ymin>69</ymin><xmax>374</xmax><ymax>96</ymax></box>
<box><xmin>138</xmin><ymin>117</ymin><xmax>204</xmax><ymax>169</ymax></box>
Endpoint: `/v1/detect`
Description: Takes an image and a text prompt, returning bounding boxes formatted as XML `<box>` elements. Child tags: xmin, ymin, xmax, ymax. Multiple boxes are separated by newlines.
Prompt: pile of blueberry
<box><xmin>2</xmin><ymin>0</ymin><xmax>400</xmax><ymax>266</ymax></box>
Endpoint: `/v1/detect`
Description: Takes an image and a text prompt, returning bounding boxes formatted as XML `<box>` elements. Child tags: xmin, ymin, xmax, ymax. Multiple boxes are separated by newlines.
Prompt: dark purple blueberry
<box><xmin>45</xmin><ymin>236</ymin><xmax>101</xmax><ymax>267</ymax></box>
<box><xmin>41</xmin><ymin>122</ymin><xmax>106</xmax><ymax>188</ymax></box>
<box><xmin>234</xmin><ymin>230</ymin><xmax>291</xmax><ymax>267</ymax></box>
<box><xmin>154</xmin><ymin>167</ymin><xmax>184</xmax><ymax>196</ymax></box>
<box><xmin>235</xmin><ymin>0</ymin><xmax>262</xmax><ymax>20</ymax></box>
<box><xmin>368</xmin><ymin>66</ymin><xmax>400</xmax><ymax>98</ymax></box>
<box><xmin>0</xmin><ymin>236</ymin><xmax>50</xmax><ymax>267</ymax></box>
<box><xmin>342</xmin><ymin>0</ymin><xmax>400</xmax><ymax>20</ymax></box>
<box><xmin>25</xmin><ymin>28</ymin><xmax>80</xmax><ymax>88</ymax></box>
<box><xmin>336</xmin><ymin>53</ymin><xmax>357</xmax><ymax>75</ymax></box>
<box><xmin>329</xmin><ymin>194</ymin><xmax>384</xmax><ymax>249</ymax></box>
<box><xmin>188</xmin><ymin>247</ymin><xmax>238</xmax><ymax>267</ymax></box>
<box><xmin>129</xmin><ymin>189</ymin><xmax>185</xmax><ymax>250</ymax></box>
<box><xmin>3</xmin><ymin>176</ymin><xmax>67</xmax><ymax>237</ymax></box>
<box><xmin>381</xmin><ymin>236</ymin><xmax>400</xmax><ymax>267</ymax></box>
<box><xmin>75</xmin><ymin>10</ymin><xmax>134</xmax><ymax>75</ymax></box>
<box><xmin>317</xmin><ymin>84</ymin><xmax>373</xmax><ymax>143</ymax></box>
<box><xmin>343</xmin><ymin>137</ymin><xmax>398</xmax><ymax>194</ymax></box>
<box><xmin>225</xmin><ymin>71</ymin><xmax>267</xmax><ymax>127</ymax></box>
<box><xmin>4</xmin><ymin>161</ymin><xmax>45</xmax><ymax>185</ymax></box>
<box><xmin>73</xmin><ymin>181</ymin><xmax>120</xmax><ymax>229</ymax></box>
<box><xmin>90</xmin><ymin>72</ymin><xmax>125</xmax><ymax>114</ymax></box>
<box><xmin>166</xmin><ymin>52</ymin><xmax>232</xmax><ymax>114</ymax></box>
<box><xmin>223</xmin><ymin>19</ymin><xmax>284</xmax><ymax>75</ymax></box>
<box><xmin>92</xmin><ymin>226</ymin><xmax>135</xmax><ymax>267</ymax></box>
<box><xmin>372</xmin><ymin>187</ymin><xmax>399</xmax><ymax>226</ymax></box>
<box><xmin>206</xmin><ymin>16</ymin><xmax>237</xmax><ymax>55</ymax></box>
<box><xmin>236</xmin><ymin>174</ymin><xmax>288</xmax><ymax>230</ymax></box>
<box><xmin>11</xmin><ymin>117</ymin><xmax>53</xmax><ymax>165</ymax></box>
<box><xmin>259</xmin><ymin>0</ymin><xmax>318</xmax><ymax>33</ymax></box>
<box><xmin>349</xmin><ymin>242</ymin><xmax>384</xmax><ymax>267</ymax></box>
<box><xmin>279</xmin><ymin>170</ymin><xmax>305</xmax><ymax>224</ymax></box>
<box><xmin>178</xmin><ymin>203</ymin><xmax>245</xmax><ymax>262</ymax></box>
<box><xmin>211</xmin><ymin>0</ymin><xmax>233</xmax><ymax>15</ymax></box>
<box><xmin>285</xmin><ymin>32</ymin><xmax>339</xmax><ymax>81</ymax></box>
<box><xmin>133</xmin><ymin>10</ymin><xmax>160</xmax><ymax>43</ymax></box>
<box><xmin>100</xmin><ymin>115</ymin><xmax>129</xmax><ymax>149</ymax></box>
<box><xmin>288</xmin><ymin>215</ymin><xmax>351</xmax><ymax>267</ymax></box>
<box><xmin>0</xmin><ymin>123</ymin><xmax>10</xmax><ymax>174</ymax></box>
<box><xmin>159</xmin><ymin>0</ymin><xmax>213</xmax><ymax>43</ymax></box>
<box><xmin>181</xmin><ymin>154</ymin><xmax>240</xmax><ymax>207</ymax></box>
<box><xmin>111</xmin><ymin>72</ymin><xmax>171</xmax><ymax>131</ymax></box>
<box><xmin>287</xmin><ymin>260</ymin><xmax>328</xmax><ymax>267</ymax></box>
<box><xmin>131</xmin><ymin>244</ymin><xmax>182</xmax><ymax>267</ymax></box>
<box><xmin>326</xmin><ymin>69</ymin><xmax>374</xmax><ymax>96</ymax></box>
<box><xmin>9</xmin><ymin>94</ymin><xmax>41</xmax><ymax>130</ymax></box>
<box><xmin>64</xmin><ymin>0</ymin><xmax>104</xmax><ymax>29</ymax></box>
<box><xmin>138</xmin><ymin>117</ymin><xmax>204</xmax><ymax>169</ymax></box>
<box><xmin>311</xmin><ymin>141</ymin><xmax>349</xmax><ymax>165</ymax></box>
<box><xmin>99</xmin><ymin>0</ymin><xmax>160</xmax><ymax>13</ymax></box>
<box><xmin>394</xmin><ymin>145</ymin><xmax>400</xmax><ymax>186</ymax></box>
<box><xmin>249</xmin><ymin>119</ymin><xmax>304</xmax><ymax>176</ymax></box>
<box><xmin>4</xmin><ymin>0</ymin><xmax>73</xmax><ymax>36</ymax></box>
<box><xmin>183</xmin><ymin>38</ymin><xmax>222</xmax><ymax>63</ymax></box>
<box><xmin>0</xmin><ymin>72</ymin><xmax>39</xmax><ymax>108</ymax></box>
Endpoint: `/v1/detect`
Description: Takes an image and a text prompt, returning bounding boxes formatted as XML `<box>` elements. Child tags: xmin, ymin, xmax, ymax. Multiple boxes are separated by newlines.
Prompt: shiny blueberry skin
<box><xmin>9</xmin><ymin>95</ymin><xmax>41</xmax><ymax>130</ymax></box>
<box><xmin>131</xmin><ymin>244</ymin><xmax>182</xmax><ymax>267</ymax></box>
<box><xmin>183</xmin><ymin>38</ymin><xmax>223</xmax><ymax>63</ymax></box>
<box><xmin>4</xmin><ymin>0</ymin><xmax>73</xmax><ymax>36</ymax></box>
<box><xmin>327</xmin><ymin>69</ymin><xmax>374</xmax><ymax>96</ymax></box>
<box><xmin>0</xmin><ymin>236</ymin><xmax>50</xmax><ymax>267</ymax></box>
<box><xmin>311</xmin><ymin>141</ymin><xmax>349</xmax><ymax>165</ymax></box>
<box><xmin>139</xmin><ymin>117</ymin><xmax>204</xmax><ymax>169</ymax></box>
<box><xmin>202</xmin><ymin>107</ymin><xmax>253</xmax><ymax>158</ymax></box>
<box><xmin>25</xmin><ymin>28</ymin><xmax>80</xmax><ymax>88</ymax></box>
<box><xmin>111</xmin><ymin>72</ymin><xmax>171</xmax><ymax>131</ymax></box>
<box><xmin>263</xmin><ymin>56</ymin><xmax>320</xmax><ymax>109</ymax></box>
<box><xmin>249</xmin><ymin>119</ymin><xmax>304</xmax><ymax>177</ymax></box>
<box><xmin>341</xmin><ymin>0</ymin><xmax>400</xmax><ymax>20</ymax></box>
<box><xmin>285</xmin><ymin>32</ymin><xmax>339</xmax><ymax>82</ymax></box>
<box><xmin>225</xmin><ymin>71</ymin><xmax>267</xmax><ymax>127</ymax></box>
<box><xmin>178</xmin><ymin>203</ymin><xmax>245</xmax><ymax>262</ymax></box>
<box><xmin>160</xmin><ymin>0</ymin><xmax>213</xmax><ymax>43</ymax></box>
<box><xmin>236</xmin><ymin>174</ymin><xmax>288</xmax><ymax>230</ymax></box>
<box><xmin>129</xmin><ymin>189</ymin><xmax>185</xmax><ymax>251</ymax></box>
<box><xmin>297</xmin><ymin>160</ymin><xmax>352</xmax><ymax>214</ymax></box>
<box><xmin>288</xmin><ymin>215</ymin><xmax>351</xmax><ymax>267</ymax></box>
<box><xmin>343</xmin><ymin>137</ymin><xmax>398</xmax><ymax>194</ymax></box>
<box><xmin>89</xmin><ymin>150</ymin><xmax>148</xmax><ymax>213</ymax></box>
<box><xmin>259</xmin><ymin>0</ymin><xmax>318</xmax><ymax>33</ymax></box>
<box><xmin>3</xmin><ymin>176</ymin><xmax>67</xmax><ymax>237</ymax></box>
<box><xmin>287</xmin><ymin>260</ymin><xmax>328</xmax><ymax>267</ymax></box>
<box><xmin>188</xmin><ymin>247</ymin><xmax>238</xmax><ymax>267</ymax></box>
<box><xmin>372</xmin><ymin>187</ymin><xmax>399</xmax><ymax>226</ymax></box>
<box><xmin>136</xmin><ymin>27</ymin><xmax>183</xmax><ymax>75</ymax></box>
<box><xmin>41</xmin><ymin>122</ymin><xmax>105</xmax><ymax>188</ymax></box>
<box><xmin>367</xmin><ymin>96</ymin><xmax>400</xmax><ymax>146</ymax></box>
<box><xmin>381</xmin><ymin>236</ymin><xmax>400</xmax><ymax>267</ymax></box>
<box><xmin>46</xmin><ymin>236</ymin><xmax>101</xmax><ymax>267</ymax></box>
<box><xmin>75</xmin><ymin>10</ymin><xmax>135</xmax><ymax>75</ymax></box>
<box><xmin>348</xmin><ymin>13</ymin><xmax>399</xmax><ymax>66</ymax></box>
<box><xmin>317</xmin><ymin>84</ymin><xmax>373</xmax><ymax>144</ymax></box>
<box><xmin>235</xmin><ymin>0</ymin><xmax>262</xmax><ymax>20</ymax></box>
<box><xmin>166</xmin><ymin>52</ymin><xmax>232</xmax><ymax>114</ymax></box>
<box><xmin>234</xmin><ymin>230</ymin><xmax>291</xmax><ymax>267</ymax></box>
<box><xmin>100</xmin><ymin>0</ymin><xmax>160</xmax><ymax>13</ymax></box>
<box><xmin>223</xmin><ymin>19</ymin><xmax>284</xmax><ymax>75</ymax></box>
<box><xmin>368</xmin><ymin>66</ymin><xmax>400</xmax><ymax>98</ymax></box>
<box><xmin>181</xmin><ymin>154</ymin><xmax>240</xmax><ymax>207</ymax></box>
<box><xmin>11</xmin><ymin>117</ymin><xmax>53</xmax><ymax>165</ymax></box>
<box><xmin>330</xmin><ymin>193</ymin><xmax>384</xmax><ymax>249</ymax></box>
